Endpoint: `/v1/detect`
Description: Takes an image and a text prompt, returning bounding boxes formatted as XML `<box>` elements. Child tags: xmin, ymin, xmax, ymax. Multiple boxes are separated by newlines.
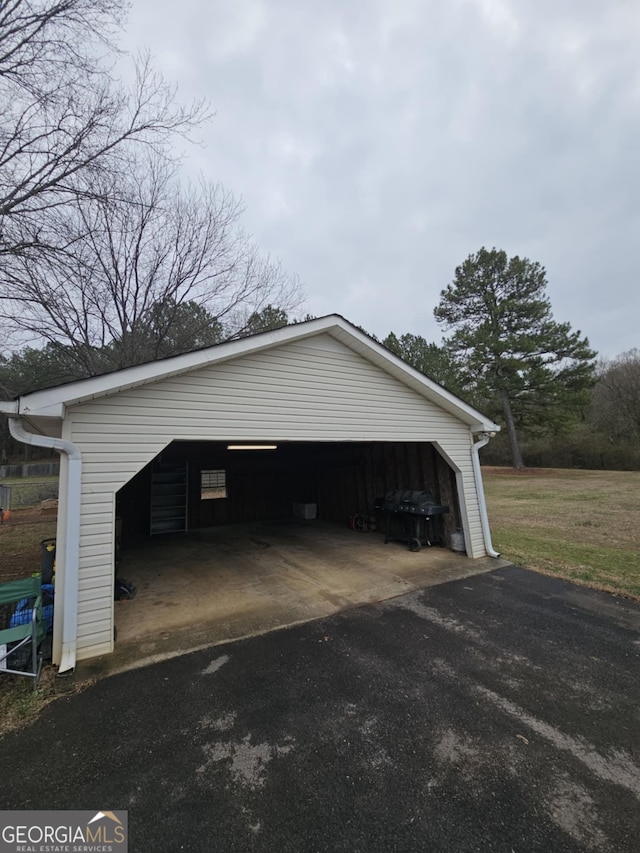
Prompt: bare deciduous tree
<box><xmin>590</xmin><ymin>349</ymin><xmax>640</xmax><ymax>441</ymax></box>
<box><xmin>0</xmin><ymin>1</ymin><xmax>303</xmax><ymax>371</ymax></box>
<box><xmin>0</xmin><ymin>0</ymin><xmax>207</xmax><ymax>258</ymax></box>
<box><xmin>1</xmin><ymin>153</ymin><xmax>302</xmax><ymax>372</ymax></box>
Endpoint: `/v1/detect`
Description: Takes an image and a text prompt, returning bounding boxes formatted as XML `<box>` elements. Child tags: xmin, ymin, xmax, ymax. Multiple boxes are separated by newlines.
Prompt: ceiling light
<box><xmin>226</xmin><ymin>444</ymin><xmax>278</xmax><ymax>450</ymax></box>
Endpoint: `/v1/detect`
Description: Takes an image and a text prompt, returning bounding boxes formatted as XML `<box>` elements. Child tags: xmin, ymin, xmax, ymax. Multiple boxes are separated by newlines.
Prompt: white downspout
<box><xmin>8</xmin><ymin>417</ymin><xmax>82</xmax><ymax>674</ymax></box>
<box><xmin>471</xmin><ymin>431</ymin><xmax>501</xmax><ymax>558</ymax></box>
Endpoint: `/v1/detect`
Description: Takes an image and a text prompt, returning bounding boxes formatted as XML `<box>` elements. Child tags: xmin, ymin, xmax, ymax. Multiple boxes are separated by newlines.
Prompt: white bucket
<box><xmin>451</xmin><ymin>530</ymin><xmax>465</xmax><ymax>552</ymax></box>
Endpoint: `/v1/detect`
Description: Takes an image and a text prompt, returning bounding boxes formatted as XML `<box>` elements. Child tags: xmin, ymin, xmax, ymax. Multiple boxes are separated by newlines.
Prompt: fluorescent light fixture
<box><xmin>227</xmin><ymin>444</ymin><xmax>278</xmax><ymax>450</ymax></box>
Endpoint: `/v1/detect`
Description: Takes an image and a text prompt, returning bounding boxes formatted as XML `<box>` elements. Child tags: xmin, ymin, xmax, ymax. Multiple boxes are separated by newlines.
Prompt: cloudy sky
<box><xmin>124</xmin><ymin>0</ymin><xmax>639</xmax><ymax>358</ymax></box>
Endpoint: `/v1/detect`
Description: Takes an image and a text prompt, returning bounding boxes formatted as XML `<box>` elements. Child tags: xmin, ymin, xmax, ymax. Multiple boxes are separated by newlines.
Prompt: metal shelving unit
<box><xmin>150</xmin><ymin>462</ymin><xmax>188</xmax><ymax>535</ymax></box>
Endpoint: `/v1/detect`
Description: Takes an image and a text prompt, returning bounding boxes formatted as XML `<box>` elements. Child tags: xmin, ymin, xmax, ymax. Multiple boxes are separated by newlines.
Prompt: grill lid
<box><xmin>382</xmin><ymin>489</ymin><xmax>436</xmax><ymax>511</ymax></box>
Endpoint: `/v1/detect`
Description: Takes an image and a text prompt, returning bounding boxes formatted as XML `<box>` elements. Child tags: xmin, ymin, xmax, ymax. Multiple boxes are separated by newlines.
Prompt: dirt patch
<box><xmin>2</xmin><ymin>507</ymin><xmax>55</xmax><ymax>525</ymax></box>
<box><xmin>0</xmin><ymin>664</ymin><xmax>93</xmax><ymax>737</ymax></box>
<box><xmin>0</xmin><ymin>508</ymin><xmax>57</xmax><ymax>583</ymax></box>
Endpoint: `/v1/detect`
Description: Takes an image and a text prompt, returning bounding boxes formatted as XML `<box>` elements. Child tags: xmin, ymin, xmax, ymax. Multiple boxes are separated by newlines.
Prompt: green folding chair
<box><xmin>0</xmin><ymin>576</ymin><xmax>46</xmax><ymax>689</ymax></box>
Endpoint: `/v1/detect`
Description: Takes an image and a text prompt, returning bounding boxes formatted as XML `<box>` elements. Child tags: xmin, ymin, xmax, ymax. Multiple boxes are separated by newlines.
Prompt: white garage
<box><xmin>2</xmin><ymin>315</ymin><xmax>500</xmax><ymax>672</ymax></box>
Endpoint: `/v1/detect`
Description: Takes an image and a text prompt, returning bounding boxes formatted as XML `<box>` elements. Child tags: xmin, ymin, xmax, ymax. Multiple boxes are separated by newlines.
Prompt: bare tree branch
<box><xmin>0</xmin><ymin>1</ymin><xmax>303</xmax><ymax>374</ymax></box>
<box><xmin>1</xmin><ymin>150</ymin><xmax>302</xmax><ymax>370</ymax></box>
<box><xmin>0</xmin><ymin>2</ymin><xmax>209</xmax><ymax>257</ymax></box>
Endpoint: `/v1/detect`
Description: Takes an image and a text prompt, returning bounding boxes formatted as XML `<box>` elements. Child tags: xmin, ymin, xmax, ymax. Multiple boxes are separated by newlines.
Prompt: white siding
<box><xmin>65</xmin><ymin>333</ymin><xmax>487</xmax><ymax>660</ymax></box>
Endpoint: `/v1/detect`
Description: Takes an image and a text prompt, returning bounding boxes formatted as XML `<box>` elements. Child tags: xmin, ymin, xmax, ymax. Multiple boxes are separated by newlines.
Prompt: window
<box><xmin>200</xmin><ymin>469</ymin><xmax>227</xmax><ymax>500</ymax></box>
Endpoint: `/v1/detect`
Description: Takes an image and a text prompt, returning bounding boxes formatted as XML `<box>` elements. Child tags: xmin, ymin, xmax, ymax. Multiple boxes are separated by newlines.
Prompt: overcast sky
<box><xmin>124</xmin><ymin>0</ymin><xmax>639</xmax><ymax>358</ymax></box>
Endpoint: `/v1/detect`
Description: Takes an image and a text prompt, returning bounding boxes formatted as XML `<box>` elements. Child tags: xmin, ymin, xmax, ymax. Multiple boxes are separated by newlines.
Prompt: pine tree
<box><xmin>382</xmin><ymin>332</ymin><xmax>463</xmax><ymax>393</ymax></box>
<box><xmin>434</xmin><ymin>247</ymin><xmax>596</xmax><ymax>468</ymax></box>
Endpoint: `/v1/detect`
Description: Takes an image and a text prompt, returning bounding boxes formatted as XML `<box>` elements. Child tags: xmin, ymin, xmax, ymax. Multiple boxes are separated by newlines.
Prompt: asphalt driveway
<box><xmin>1</xmin><ymin>565</ymin><xmax>639</xmax><ymax>852</ymax></box>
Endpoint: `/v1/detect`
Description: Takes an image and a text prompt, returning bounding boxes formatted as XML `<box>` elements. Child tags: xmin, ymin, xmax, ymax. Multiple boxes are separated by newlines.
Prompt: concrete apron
<box><xmin>78</xmin><ymin>520</ymin><xmax>512</xmax><ymax>680</ymax></box>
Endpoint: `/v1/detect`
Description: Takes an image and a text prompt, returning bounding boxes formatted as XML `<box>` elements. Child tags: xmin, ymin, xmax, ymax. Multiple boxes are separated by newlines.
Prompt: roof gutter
<box><xmin>8</xmin><ymin>417</ymin><xmax>81</xmax><ymax>674</ymax></box>
<box><xmin>471</xmin><ymin>431</ymin><xmax>501</xmax><ymax>558</ymax></box>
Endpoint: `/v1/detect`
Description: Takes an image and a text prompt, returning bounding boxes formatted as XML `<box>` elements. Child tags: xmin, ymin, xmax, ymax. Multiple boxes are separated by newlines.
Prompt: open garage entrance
<box><xmin>105</xmin><ymin>440</ymin><xmax>479</xmax><ymax>669</ymax></box>
<box><xmin>116</xmin><ymin>440</ymin><xmax>462</xmax><ymax>537</ymax></box>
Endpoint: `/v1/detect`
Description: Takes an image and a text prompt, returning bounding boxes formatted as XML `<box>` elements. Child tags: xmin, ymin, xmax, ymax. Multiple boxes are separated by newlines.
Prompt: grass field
<box><xmin>483</xmin><ymin>467</ymin><xmax>640</xmax><ymax>599</ymax></box>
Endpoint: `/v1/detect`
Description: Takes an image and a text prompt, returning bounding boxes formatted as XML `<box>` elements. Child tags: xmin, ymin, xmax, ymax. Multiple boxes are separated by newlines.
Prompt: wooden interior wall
<box><xmin>315</xmin><ymin>443</ymin><xmax>456</xmax><ymax>527</ymax></box>
<box><xmin>115</xmin><ymin>440</ymin><xmax>461</xmax><ymax>545</ymax></box>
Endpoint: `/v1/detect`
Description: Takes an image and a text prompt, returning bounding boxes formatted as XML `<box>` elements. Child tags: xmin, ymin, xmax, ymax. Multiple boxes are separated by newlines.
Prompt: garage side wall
<box><xmin>66</xmin><ymin>334</ymin><xmax>485</xmax><ymax>660</ymax></box>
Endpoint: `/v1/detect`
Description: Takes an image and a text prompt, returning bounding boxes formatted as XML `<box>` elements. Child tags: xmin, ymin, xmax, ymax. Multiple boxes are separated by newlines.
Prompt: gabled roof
<box><xmin>1</xmin><ymin>314</ymin><xmax>499</xmax><ymax>432</ymax></box>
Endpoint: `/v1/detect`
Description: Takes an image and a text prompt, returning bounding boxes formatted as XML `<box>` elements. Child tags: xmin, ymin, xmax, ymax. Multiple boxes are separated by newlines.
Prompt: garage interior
<box><xmin>118</xmin><ymin>440</ymin><xmax>461</xmax><ymax>534</ymax></box>
<box><xmin>104</xmin><ymin>440</ymin><xmax>492</xmax><ymax>673</ymax></box>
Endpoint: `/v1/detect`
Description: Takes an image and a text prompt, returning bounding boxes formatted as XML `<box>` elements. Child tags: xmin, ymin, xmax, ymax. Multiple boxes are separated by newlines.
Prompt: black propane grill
<box><xmin>375</xmin><ymin>489</ymin><xmax>449</xmax><ymax>552</ymax></box>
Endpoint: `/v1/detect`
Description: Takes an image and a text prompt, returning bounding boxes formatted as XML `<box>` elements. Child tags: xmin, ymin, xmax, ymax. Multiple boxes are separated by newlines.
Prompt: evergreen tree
<box><xmin>434</xmin><ymin>247</ymin><xmax>596</xmax><ymax>468</ymax></box>
<box><xmin>239</xmin><ymin>305</ymin><xmax>289</xmax><ymax>337</ymax></box>
<box><xmin>107</xmin><ymin>299</ymin><xmax>225</xmax><ymax>368</ymax></box>
<box><xmin>382</xmin><ymin>332</ymin><xmax>464</xmax><ymax>393</ymax></box>
<box><xmin>0</xmin><ymin>344</ymin><xmax>89</xmax><ymax>396</ymax></box>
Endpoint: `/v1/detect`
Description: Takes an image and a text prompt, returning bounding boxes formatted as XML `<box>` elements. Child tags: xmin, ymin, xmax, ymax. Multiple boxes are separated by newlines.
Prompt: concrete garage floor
<box><xmin>92</xmin><ymin>520</ymin><xmax>510</xmax><ymax>678</ymax></box>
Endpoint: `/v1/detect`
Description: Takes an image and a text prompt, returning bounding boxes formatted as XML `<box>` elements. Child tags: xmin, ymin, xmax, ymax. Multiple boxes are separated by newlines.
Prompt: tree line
<box><xmin>383</xmin><ymin>329</ymin><xmax>640</xmax><ymax>473</ymax></box>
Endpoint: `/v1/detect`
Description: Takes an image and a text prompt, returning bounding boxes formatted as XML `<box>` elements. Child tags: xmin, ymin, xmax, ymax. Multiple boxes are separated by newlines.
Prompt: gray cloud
<box><xmin>124</xmin><ymin>0</ymin><xmax>640</xmax><ymax>356</ymax></box>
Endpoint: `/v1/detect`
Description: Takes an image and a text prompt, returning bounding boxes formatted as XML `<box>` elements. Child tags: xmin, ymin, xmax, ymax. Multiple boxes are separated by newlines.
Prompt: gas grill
<box><xmin>375</xmin><ymin>489</ymin><xmax>449</xmax><ymax>552</ymax></box>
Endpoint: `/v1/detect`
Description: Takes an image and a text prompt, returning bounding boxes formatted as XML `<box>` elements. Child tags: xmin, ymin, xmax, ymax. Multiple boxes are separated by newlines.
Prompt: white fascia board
<box><xmin>10</xmin><ymin>313</ymin><xmax>500</xmax><ymax>432</ymax></box>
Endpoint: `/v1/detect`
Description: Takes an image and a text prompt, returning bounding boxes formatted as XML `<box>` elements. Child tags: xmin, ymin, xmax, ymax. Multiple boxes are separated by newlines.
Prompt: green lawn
<box><xmin>483</xmin><ymin>467</ymin><xmax>640</xmax><ymax>599</ymax></box>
